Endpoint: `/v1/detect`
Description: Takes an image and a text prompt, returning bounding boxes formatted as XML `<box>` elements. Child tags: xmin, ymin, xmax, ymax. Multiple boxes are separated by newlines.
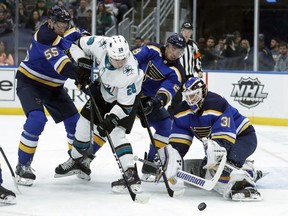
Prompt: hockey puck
<box><xmin>198</xmin><ymin>202</ymin><xmax>207</xmax><ymax>211</ymax></box>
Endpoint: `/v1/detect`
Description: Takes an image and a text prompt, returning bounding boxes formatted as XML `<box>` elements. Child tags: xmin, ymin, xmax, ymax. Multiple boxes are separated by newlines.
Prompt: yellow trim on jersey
<box><xmin>202</xmin><ymin>109</ymin><xmax>222</xmax><ymax>116</ymax></box>
<box><xmin>147</xmin><ymin>45</ymin><xmax>161</xmax><ymax>54</ymax></box>
<box><xmin>18</xmin><ymin>66</ymin><xmax>63</xmax><ymax>87</ymax></box>
<box><xmin>212</xmin><ymin>135</ymin><xmax>236</xmax><ymax>144</ymax></box>
<box><xmin>175</xmin><ymin>109</ymin><xmax>192</xmax><ymax>118</ymax></box>
<box><xmin>57</xmin><ymin>58</ymin><xmax>70</xmax><ymax>74</ymax></box>
<box><xmin>19</xmin><ymin>142</ymin><xmax>36</xmax><ymax>154</ymax></box>
<box><xmin>93</xmin><ymin>135</ymin><xmax>106</xmax><ymax>147</ymax></box>
<box><xmin>238</xmin><ymin>121</ymin><xmax>251</xmax><ymax>135</ymax></box>
<box><xmin>154</xmin><ymin>139</ymin><xmax>166</xmax><ymax>148</ymax></box>
<box><xmin>52</xmin><ymin>35</ymin><xmax>62</xmax><ymax>46</ymax></box>
<box><xmin>169</xmin><ymin>137</ymin><xmax>192</xmax><ymax>146</ymax></box>
<box><xmin>170</xmin><ymin>65</ymin><xmax>183</xmax><ymax>83</ymax></box>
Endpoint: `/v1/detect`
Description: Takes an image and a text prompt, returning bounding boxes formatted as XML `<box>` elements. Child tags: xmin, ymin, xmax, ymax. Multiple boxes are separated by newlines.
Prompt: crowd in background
<box><xmin>0</xmin><ymin>0</ymin><xmax>287</xmax><ymax>72</ymax></box>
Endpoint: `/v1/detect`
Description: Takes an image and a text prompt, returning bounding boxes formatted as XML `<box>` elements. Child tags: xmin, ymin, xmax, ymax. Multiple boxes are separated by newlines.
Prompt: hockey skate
<box><xmin>15</xmin><ymin>163</ymin><xmax>36</xmax><ymax>186</ymax></box>
<box><xmin>230</xmin><ymin>181</ymin><xmax>262</xmax><ymax>201</ymax></box>
<box><xmin>54</xmin><ymin>156</ymin><xmax>93</xmax><ymax>181</ymax></box>
<box><xmin>141</xmin><ymin>153</ymin><xmax>161</xmax><ymax>182</ymax></box>
<box><xmin>112</xmin><ymin>166</ymin><xmax>143</xmax><ymax>193</ymax></box>
<box><xmin>0</xmin><ymin>185</ymin><xmax>16</xmax><ymax>204</ymax></box>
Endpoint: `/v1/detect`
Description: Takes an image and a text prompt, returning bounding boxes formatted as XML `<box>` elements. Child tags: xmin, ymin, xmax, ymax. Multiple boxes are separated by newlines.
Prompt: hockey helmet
<box><xmin>107</xmin><ymin>35</ymin><xmax>130</xmax><ymax>68</ymax></box>
<box><xmin>166</xmin><ymin>33</ymin><xmax>186</xmax><ymax>49</ymax></box>
<box><xmin>48</xmin><ymin>5</ymin><xmax>71</xmax><ymax>23</ymax></box>
<box><xmin>182</xmin><ymin>77</ymin><xmax>207</xmax><ymax>112</ymax></box>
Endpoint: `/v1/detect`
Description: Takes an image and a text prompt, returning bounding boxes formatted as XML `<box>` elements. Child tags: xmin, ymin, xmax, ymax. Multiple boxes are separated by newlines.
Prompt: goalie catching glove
<box><xmin>157</xmin><ymin>145</ymin><xmax>183</xmax><ymax>185</ymax></box>
<box><xmin>203</xmin><ymin>138</ymin><xmax>227</xmax><ymax>170</ymax></box>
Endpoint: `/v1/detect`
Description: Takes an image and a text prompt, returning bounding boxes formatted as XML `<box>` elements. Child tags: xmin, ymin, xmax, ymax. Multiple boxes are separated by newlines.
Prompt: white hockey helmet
<box><xmin>107</xmin><ymin>35</ymin><xmax>130</xmax><ymax>60</ymax></box>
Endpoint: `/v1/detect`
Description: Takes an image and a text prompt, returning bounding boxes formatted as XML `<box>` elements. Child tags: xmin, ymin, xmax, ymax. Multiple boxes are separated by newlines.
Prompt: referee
<box><xmin>168</xmin><ymin>22</ymin><xmax>203</xmax><ymax>116</ymax></box>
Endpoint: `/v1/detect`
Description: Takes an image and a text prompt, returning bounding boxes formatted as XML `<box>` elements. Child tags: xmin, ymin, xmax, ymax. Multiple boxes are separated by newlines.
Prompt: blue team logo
<box><xmin>231</xmin><ymin>77</ymin><xmax>268</xmax><ymax>108</ymax></box>
<box><xmin>123</xmin><ymin>65</ymin><xmax>133</xmax><ymax>76</ymax></box>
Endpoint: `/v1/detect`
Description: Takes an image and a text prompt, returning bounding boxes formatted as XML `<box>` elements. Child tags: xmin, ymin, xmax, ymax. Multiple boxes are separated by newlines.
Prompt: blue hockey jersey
<box><xmin>16</xmin><ymin>23</ymin><xmax>83</xmax><ymax>88</ymax></box>
<box><xmin>169</xmin><ymin>91</ymin><xmax>253</xmax><ymax>157</ymax></box>
<box><xmin>133</xmin><ymin>43</ymin><xmax>185</xmax><ymax>105</ymax></box>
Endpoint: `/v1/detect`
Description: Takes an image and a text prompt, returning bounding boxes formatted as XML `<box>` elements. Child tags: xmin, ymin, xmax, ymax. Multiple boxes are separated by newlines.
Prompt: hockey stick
<box><xmin>135</xmin><ymin>153</ymin><xmax>226</xmax><ymax>191</ymax></box>
<box><xmin>138</xmin><ymin>102</ymin><xmax>185</xmax><ymax>197</ymax></box>
<box><xmin>0</xmin><ymin>146</ymin><xmax>21</xmax><ymax>194</ymax></box>
<box><xmin>85</xmin><ymin>85</ymin><xmax>149</xmax><ymax>204</ymax></box>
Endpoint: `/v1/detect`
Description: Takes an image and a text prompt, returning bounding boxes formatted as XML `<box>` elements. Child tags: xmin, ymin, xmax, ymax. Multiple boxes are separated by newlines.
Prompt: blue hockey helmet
<box><xmin>48</xmin><ymin>5</ymin><xmax>71</xmax><ymax>23</ymax></box>
<box><xmin>182</xmin><ymin>77</ymin><xmax>207</xmax><ymax>112</ymax></box>
<box><xmin>166</xmin><ymin>33</ymin><xmax>186</xmax><ymax>49</ymax></box>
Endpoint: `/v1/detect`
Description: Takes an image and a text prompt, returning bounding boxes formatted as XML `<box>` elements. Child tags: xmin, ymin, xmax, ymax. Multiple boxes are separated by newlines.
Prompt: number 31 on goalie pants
<box><xmin>176</xmin><ymin>154</ymin><xmax>227</xmax><ymax>191</ymax></box>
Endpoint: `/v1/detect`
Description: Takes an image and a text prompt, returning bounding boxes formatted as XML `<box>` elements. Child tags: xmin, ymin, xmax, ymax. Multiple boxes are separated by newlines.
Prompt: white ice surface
<box><xmin>0</xmin><ymin>115</ymin><xmax>287</xmax><ymax>216</ymax></box>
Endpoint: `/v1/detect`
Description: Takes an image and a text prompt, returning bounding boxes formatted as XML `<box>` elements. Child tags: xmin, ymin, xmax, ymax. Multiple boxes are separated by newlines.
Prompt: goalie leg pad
<box><xmin>158</xmin><ymin>145</ymin><xmax>183</xmax><ymax>184</ymax></box>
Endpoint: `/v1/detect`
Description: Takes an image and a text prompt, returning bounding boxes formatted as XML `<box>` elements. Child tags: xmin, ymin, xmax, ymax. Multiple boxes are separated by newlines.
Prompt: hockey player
<box><xmin>168</xmin><ymin>22</ymin><xmax>203</xmax><ymax>116</ymax></box>
<box><xmin>54</xmin><ymin>35</ymin><xmax>145</xmax><ymax>193</ymax></box>
<box><xmin>160</xmin><ymin>77</ymin><xmax>262</xmax><ymax>201</ymax></box>
<box><xmin>0</xmin><ymin>166</ymin><xmax>16</xmax><ymax>204</ymax></box>
<box><xmin>14</xmin><ymin>5</ymin><xmax>88</xmax><ymax>186</ymax></box>
<box><xmin>133</xmin><ymin>33</ymin><xmax>186</xmax><ymax>181</ymax></box>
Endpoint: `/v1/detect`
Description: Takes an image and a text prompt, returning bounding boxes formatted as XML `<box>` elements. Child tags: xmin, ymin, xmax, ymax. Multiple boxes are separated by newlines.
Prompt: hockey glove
<box><xmin>97</xmin><ymin>114</ymin><xmax>120</xmax><ymax>137</ymax></box>
<box><xmin>143</xmin><ymin>96</ymin><xmax>162</xmax><ymax>115</ymax></box>
<box><xmin>203</xmin><ymin>138</ymin><xmax>227</xmax><ymax>170</ymax></box>
<box><xmin>76</xmin><ymin>57</ymin><xmax>93</xmax><ymax>87</ymax></box>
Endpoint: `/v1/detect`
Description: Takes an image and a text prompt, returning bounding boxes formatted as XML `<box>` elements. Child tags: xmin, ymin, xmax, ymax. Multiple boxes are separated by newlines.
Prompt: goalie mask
<box><xmin>107</xmin><ymin>35</ymin><xmax>130</xmax><ymax>68</ymax></box>
<box><xmin>182</xmin><ymin>77</ymin><xmax>207</xmax><ymax>113</ymax></box>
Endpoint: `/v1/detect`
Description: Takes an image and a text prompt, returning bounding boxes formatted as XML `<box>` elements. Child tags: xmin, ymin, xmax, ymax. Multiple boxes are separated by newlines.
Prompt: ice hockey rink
<box><xmin>0</xmin><ymin>115</ymin><xmax>287</xmax><ymax>216</ymax></box>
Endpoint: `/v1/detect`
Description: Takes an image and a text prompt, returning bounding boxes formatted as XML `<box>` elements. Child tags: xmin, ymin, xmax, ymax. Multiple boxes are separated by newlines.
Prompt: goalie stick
<box><xmin>0</xmin><ymin>146</ymin><xmax>21</xmax><ymax>194</ymax></box>
<box><xmin>85</xmin><ymin>85</ymin><xmax>150</xmax><ymax>204</ymax></box>
<box><xmin>135</xmin><ymin>153</ymin><xmax>227</xmax><ymax>191</ymax></box>
<box><xmin>138</xmin><ymin>102</ymin><xmax>185</xmax><ymax>197</ymax></box>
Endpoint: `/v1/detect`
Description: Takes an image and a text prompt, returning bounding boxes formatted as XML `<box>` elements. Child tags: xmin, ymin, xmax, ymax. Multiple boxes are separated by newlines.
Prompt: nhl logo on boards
<box><xmin>230</xmin><ymin>77</ymin><xmax>268</xmax><ymax>109</ymax></box>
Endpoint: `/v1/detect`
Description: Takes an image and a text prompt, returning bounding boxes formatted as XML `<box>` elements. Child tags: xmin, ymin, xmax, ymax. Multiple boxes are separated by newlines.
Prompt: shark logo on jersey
<box><xmin>98</xmin><ymin>38</ymin><xmax>107</xmax><ymax>49</ymax></box>
<box><xmin>231</xmin><ymin>77</ymin><xmax>268</xmax><ymax>108</ymax></box>
<box><xmin>123</xmin><ymin>65</ymin><xmax>133</xmax><ymax>76</ymax></box>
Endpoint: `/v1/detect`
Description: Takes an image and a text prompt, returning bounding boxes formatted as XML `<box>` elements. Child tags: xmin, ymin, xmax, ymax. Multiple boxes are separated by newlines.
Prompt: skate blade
<box><xmin>0</xmin><ymin>195</ymin><xmax>16</xmax><ymax>205</ymax></box>
<box><xmin>54</xmin><ymin>170</ymin><xmax>81</xmax><ymax>178</ymax></box>
<box><xmin>15</xmin><ymin>175</ymin><xmax>33</xmax><ymax>186</ymax></box>
<box><xmin>141</xmin><ymin>174</ymin><xmax>164</xmax><ymax>183</ymax></box>
<box><xmin>112</xmin><ymin>184</ymin><xmax>143</xmax><ymax>194</ymax></box>
<box><xmin>76</xmin><ymin>171</ymin><xmax>91</xmax><ymax>181</ymax></box>
<box><xmin>232</xmin><ymin>193</ymin><xmax>262</xmax><ymax>201</ymax></box>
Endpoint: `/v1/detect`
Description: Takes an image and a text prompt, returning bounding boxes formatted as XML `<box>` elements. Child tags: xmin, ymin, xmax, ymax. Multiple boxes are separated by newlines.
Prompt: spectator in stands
<box><xmin>143</xmin><ymin>37</ymin><xmax>151</xmax><ymax>45</ymax></box>
<box><xmin>201</xmin><ymin>36</ymin><xmax>218</xmax><ymax>70</ymax></box>
<box><xmin>67</xmin><ymin>6</ymin><xmax>77</xmax><ymax>27</ymax></box>
<box><xmin>274</xmin><ymin>41</ymin><xmax>288</xmax><ymax>72</ymax></box>
<box><xmin>197</xmin><ymin>37</ymin><xmax>206</xmax><ymax>54</ymax></box>
<box><xmin>131</xmin><ymin>36</ymin><xmax>142</xmax><ymax>51</ymax></box>
<box><xmin>25</xmin><ymin>10</ymin><xmax>41</xmax><ymax>34</ymax></box>
<box><xmin>270</xmin><ymin>37</ymin><xmax>280</xmax><ymax>62</ymax></box>
<box><xmin>245</xmin><ymin>34</ymin><xmax>274</xmax><ymax>71</ymax></box>
<box><xmin>240</xmin><ymin>39</ymin><xmax>251</xmax><ymax>70</ymax></box>
<box><xmin>96</xmin><ymin>2</ymin><xmax>113</xmax><ymax>35</ymax></box>
<box><xmin>18</xmin><ymin>1</ymin><xmax>28</xmax><ymax>28</ymax></box>
<box><xmin>114</xmin><ymin>0</ymin><xmax>129</xmax><ymax>24</ymax></box>
<box><xmin>76</xmin><ymin>0</ymin><xmax>88</xmax><ymax>18</ymax></box>
<box><xmin>76</xmin><ymin>0</ymin><xmax>89</xmax><ymax>29</ymax></box>
<box><xmin>0</xmin><ymin>3</ymin><xmax>13</xmax><ymax>36</ymax></box>
<box><xmin>33</xmin><ymin>0</ymin><xmax>48</xmax><ymax>20</ymax></box>
<box><xmin>0</xmin><ymin>41</ymin><xmax>14</xmax><ymax>66</ymax></box>
<box><xmin>221</xmin><ymin>34</ymin><xmax>245</xmax><ymax>70</ymax></box>
<box><xmin>102</xmin><ymin>0</ymin><xmax>118</xmax><ymax>25</ymax></box>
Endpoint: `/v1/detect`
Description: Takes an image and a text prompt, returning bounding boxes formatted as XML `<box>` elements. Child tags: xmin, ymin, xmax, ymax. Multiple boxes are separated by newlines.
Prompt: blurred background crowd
<box><xmin>0</xmin><ymin>0</ymin><xmax>287</xmax><ymax>72</ymax></box>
